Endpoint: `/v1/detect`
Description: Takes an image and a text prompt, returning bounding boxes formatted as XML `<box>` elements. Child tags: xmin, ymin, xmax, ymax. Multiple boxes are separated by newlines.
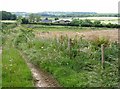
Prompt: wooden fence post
<box><xmin>68</xmin><ymin>38</ymin><xmax>72</xmax><ymax>59</ymax></box>
<box><xmin>101</xmin><ymin>44</ymin><xmax>104</xmax><ymax>68</ymax></box>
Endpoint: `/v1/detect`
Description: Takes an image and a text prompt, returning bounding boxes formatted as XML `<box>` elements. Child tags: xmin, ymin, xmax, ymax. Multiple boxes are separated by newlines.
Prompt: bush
<box><xmin>21</xmin><ymin>18</ymin><xmax>29</xmax><ymax>24</ymax></box>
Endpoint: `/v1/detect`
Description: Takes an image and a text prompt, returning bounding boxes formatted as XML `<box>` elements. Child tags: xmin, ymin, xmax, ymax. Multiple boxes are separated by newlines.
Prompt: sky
<box><xmin>0</xmin><ymin>0</ymin><xmax>119</xmax><ymax>13</ymax></box>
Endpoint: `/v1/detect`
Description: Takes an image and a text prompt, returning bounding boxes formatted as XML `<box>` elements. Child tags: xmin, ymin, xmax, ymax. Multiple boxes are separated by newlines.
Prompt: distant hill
<box><xmin>11</xmin><ymin>11</ymin><xmax>118</xmax><ymax>17</ymax></box>
<box><xmin>11</xmin><ymin>12</ymin><xmax>30</xmax><ymax>17</ymax></box>
<box><xmin>11</xmin><ymin>12</ymin><xmax>96</xmax><ymax>17</ymax></box>
<box><xmin>38</xmin><ymin>12</ymin><xmax>97</xmax><ymax>16</ymax></box>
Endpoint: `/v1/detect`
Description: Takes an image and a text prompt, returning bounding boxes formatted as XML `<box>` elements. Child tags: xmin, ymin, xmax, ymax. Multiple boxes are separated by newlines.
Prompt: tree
<box><xmin>55</xmin><ymin>17</ymin><xmax>59</xmax><ymax>20</ymax></box>
<box><xmin>21</xmin><ymin>18</ymin><xmax>29</xmax><ymax>24</ymax></box>
<box><xmin>81</xmin><ymin>19</ymin><xmax>93</xmax><ymax>27</ymax></box>
<box><xmin>11</xmin><ymin>14</ymin><xmax>16</xmax><ymax>20</ymax></box>
<box><xmin>45</xmin><ymin>18</ymin><xmax>48</xmax><ymax>20</ymax></box>
<box><xmin>93</xmin><ymin>20</ymin><xmax>102</xmax><ymax>27</ymax></box>
<box><xmin>29</xmin><ymin>14</ymin><xmax>35</xmax><ymax>23</ymax></box>
<box><xmin>70</xmin><ymin>19</ymin><xmax>80</xmax><ymax>26</ymax></box>
<box><xmin>1</xmin><ymin>11</ymin><xmax>16</xmax><ymax>20</ymax></box>
<box><xmin>17</xmin><ymin>16</ymin><xmax>22</xmax><ymax>26</ymax></box>
<box><xmin>29</xmin><ymin>14</ymin><xmax>41</xmax><ymax>23</ymax></box>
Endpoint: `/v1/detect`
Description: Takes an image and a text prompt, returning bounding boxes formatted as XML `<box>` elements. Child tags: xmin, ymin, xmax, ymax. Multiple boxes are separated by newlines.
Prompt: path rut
<box><xmin>2</xmin><ymin>45</ymin><xmax>60</xmax><ymax>87</ymax></box>
<box><xmin>21</xmin><ymin>53</ymin><xmax>60</xmax><ymax>87</ymax></box>
<box><xmin>0</xmin><ymin>47</ymin><xmax>2</xmax><ymax>54</ymax></box>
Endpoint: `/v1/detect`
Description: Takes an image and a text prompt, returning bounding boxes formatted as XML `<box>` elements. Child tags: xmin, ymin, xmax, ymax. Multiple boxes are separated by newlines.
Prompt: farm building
<box><xmin>41</xmin><ymin>19</ymin><xmax>52</xmax><ymax>23</ymax></box>
<box><xmin>54</xmin><ymin>20</ymin><xmax>71</xmax><ymax>24</ymax></box>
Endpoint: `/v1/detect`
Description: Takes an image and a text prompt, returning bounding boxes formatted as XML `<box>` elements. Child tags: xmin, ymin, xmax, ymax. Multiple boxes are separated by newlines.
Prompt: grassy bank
<box><xmin>0</xmin><ymin>48</ymin><xmax>2</xmax><ymax>89</ymax></box>
<box><xmin>2</xmin><ymin>27</ymin><xmax>34</xmax><ymax>87</ymax></box>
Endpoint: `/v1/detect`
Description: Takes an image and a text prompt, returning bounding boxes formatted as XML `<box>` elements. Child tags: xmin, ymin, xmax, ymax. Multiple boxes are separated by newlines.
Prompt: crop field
<box><xmin>35</xmin><ymin>28</ymin><xmax>118</xmax><ymax>42</ymax></box>
<box><xmin>1</xmin><ymin>24</ymin><xmax>119</xmax><ymax>87</ymax></box>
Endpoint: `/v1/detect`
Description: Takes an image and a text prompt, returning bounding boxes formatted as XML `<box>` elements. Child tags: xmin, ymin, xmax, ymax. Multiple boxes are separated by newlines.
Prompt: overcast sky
<box><xmin>0</xmin><ymin>0</ymin><xmax>119</xmax><ymax>13</ymax></box>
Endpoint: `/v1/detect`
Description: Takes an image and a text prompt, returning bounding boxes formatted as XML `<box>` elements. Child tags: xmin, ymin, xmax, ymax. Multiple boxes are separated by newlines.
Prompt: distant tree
<box><xmin>1</xmin><ymin>11</ymin><xmax>16</xmax><ymax>20</ymax></box>
<box><xmin>55</xmin><ymin>17</ymin><xmax>59</xmax><ymax>20</ymax></box>
<box><xmin>11</xmin><ymin>14</ymin><xmax>17</xmax><ymax>20</ymax></box>
<box><xmin>29</xmin><ymin>14</ymin><xmax>41</xmax><ymax>23</ymax></box>
<box><xmin>17</xmin><ymin>16</ymin><xmax>23</xmax><ymax>26</ymax></box>
<box><xmin>35</xmin><ymin>14</ymin><xmax>41</xmax><ymax>22</ymax></box>
<box><xmin>29</xmin><ymin>14</ymin><xmax>35</xmax><ymax>23</ymax></box>
<box><xmin>21</xmin><ymin>18</ymin><xmax>29</xmax><ymax>24</ymax></box>
<box><xmin>81</xmin><ymin>19</ymin><xmax>93</xmax><ymax>27</ymax></box>
<box><xmin>70</xmin><ymin>19</ymin><xmax>80</xmax><ymax>26</ymax></box>
<box><xmin>106</xmin><ymin>23</ymin><xmax>114</xmax><ymax>28</ymax></box>
<box><xmin>93</xmin><ymin>20</ymin><xmax>102</xmax><ymax>27</ymax></box>
<box><xmin>45</xmin><ymin>18</ymin><xmax>48</xmax><ymax>20</ymax></box>
<box><xmin>71</xmin><ymin>19</ymin><xmax>93</xmax><ymax>27</ymax></box>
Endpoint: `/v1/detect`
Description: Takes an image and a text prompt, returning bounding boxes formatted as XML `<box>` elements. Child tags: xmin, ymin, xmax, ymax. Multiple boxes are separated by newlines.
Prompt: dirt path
<box><xmin>21</xmin><ymin>53</ymin><xmax>60</xmax><ymax>87</ymax></box>
<box><xmin>0</xmin><ymin>47</ymin><xmax>1</xmax><ymax>89</ymax></box>
<box><xmin>27</xmin><ymin>62</ymin><xmax>60</xmax><ymax>87</ymax></box>
<box><xmin>0</xmin><ymin>47</ymin><xmax>2</xmax><ymax>54</ymax></box>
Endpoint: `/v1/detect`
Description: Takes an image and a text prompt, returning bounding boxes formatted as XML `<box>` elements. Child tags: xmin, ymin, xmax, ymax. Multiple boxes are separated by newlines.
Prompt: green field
<box><xmin>23</xmin><ymin>24</ymin><xmax>113</xmax><ymax>32</ymax></box>
<box><xmin>2</xmin><ymin>24</ymin><xmax>119</xmax><ymax>87</ymax></box>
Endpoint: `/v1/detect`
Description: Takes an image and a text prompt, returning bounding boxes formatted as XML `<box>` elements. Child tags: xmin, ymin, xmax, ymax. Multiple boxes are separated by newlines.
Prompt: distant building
<box><xmin>41</xmin><ymin>19</ymin><xmax>52</xmax><ymax>23</ymax></box>
<box><xmin>54</xmin><ymin>20</ymin><xmax>71</xmax><ymax>24</ymax></box>
<box><xmin>64</xmin><ymin>20</ymin><xmax>71</xmax><ymax>23</ymax></box>
<box><xmin>40</xmin><ymin>19</ymin><xmax>71</xmax><ymax>24</ymax></box>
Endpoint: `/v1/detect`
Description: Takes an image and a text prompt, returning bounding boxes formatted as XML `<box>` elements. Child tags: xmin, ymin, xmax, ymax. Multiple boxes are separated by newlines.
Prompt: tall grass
<box><xmin>0</xmin><ymin>47</ymin><xmax>2</xmax><ymax>89</ymax></box>
<box><xmin>2</xmin><ymin>26</ymin><xmax>34</xmax><ymax>87</ymax></box>
<box><xmin>14</xmin><ymin>28</ymin><xmax>119</xmax><ymax>87</ymax></box>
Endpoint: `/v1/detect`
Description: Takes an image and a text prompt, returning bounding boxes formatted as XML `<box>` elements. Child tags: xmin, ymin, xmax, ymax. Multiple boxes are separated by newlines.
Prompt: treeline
<box><xmin>59</xmin><ymin>14</ymin><xmax>120</xmax><ymax>18</ymax></box>
<box><xmin>21</xmin><ymin>18</ymin><xmax>120</xmax><ymax>28</ymax></box>
<box><xmin>0</xmin><ymin>11</ymin><xmax>17</xmax><ymax>20</ymax></box>
<box><xmin>69</xmin><ymin>19</ymin><xmax>120</xmax><ymax>28</ymax></box>
<box><xmin>37</xmin><ymin>12</ymin><xmax>119</xmax><ymax>17</ymax></box>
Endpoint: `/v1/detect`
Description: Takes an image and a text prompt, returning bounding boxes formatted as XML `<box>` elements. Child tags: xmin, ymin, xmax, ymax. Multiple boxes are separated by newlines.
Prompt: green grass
<box><xmin>2</xmin><ymin>27</ymin><xmax>34</xmax><ymax>87</ymax></box>
<box><xmin>2</xmin><ymin>46</ymin><xmax>34</xmax><ymax>87</ymax></box>
<box><xmin>0</xmin><ymin>49</ymin><xmax>2</xmax><ymax>89</ymax></box>
<box><xmin>2</xmin><ymin>24</ymin><xmax>119</xmax><ymax>87</ymax></box>
<box><xmin>16</xmin><ymin>29</ymin><xmax>118</xmax><ymax>87</ymax></box>
<box><xmin>0</xmin><ymin>29</ymin><xmax>2</xmax><ymax>88</ymax></box>
<box><xmin>22</xmin><ymin>24</ymin><xmax>113</xmax><ymax>32</ymax></box>
<box><xmin>0</xmin><ymin>30</ymin><xmax>2</xmax><ymax>46</ymax></box>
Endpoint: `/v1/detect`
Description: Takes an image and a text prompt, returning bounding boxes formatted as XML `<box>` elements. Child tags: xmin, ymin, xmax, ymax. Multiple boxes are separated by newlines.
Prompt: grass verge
<box><xmin>2</xmin><ymin>27</ymin><xmax>34</xmax><ymax>87</ymax></box>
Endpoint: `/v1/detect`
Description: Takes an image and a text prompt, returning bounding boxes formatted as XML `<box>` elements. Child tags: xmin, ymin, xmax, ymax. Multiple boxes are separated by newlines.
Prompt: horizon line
<box><xmin>1</xmin><ymin>10</ymin><xmax>118</xmax><ymax>14</ymax></box>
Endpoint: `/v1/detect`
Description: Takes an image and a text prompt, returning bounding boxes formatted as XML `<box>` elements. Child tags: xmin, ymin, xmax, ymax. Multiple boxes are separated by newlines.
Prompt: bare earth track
<box><xmin>27</xmin><ymin>62</ymin><xmax>60</xmax><ymax>87</ymax></box>
<box><xmin>21</xmin><ymin>53</ymin><xmax>60</xmax><ymax>87</ymax></box>
<box><xmin>0</xmin><ymin>47</ymin><xmax>2</xmax><ymax>54</ymax></box>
